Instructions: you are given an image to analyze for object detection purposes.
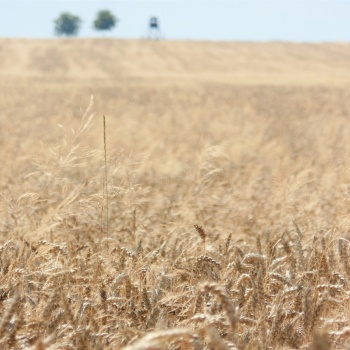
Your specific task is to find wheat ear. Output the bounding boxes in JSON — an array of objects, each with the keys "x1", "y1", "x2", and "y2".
[{"x1": 0, "y1": 293, "x2": 20, "y2": 340}]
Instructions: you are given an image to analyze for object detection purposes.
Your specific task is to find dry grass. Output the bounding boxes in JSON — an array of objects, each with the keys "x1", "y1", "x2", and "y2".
[{"x1": 0, "y1": 38, "x2": 350, "y2": 349}]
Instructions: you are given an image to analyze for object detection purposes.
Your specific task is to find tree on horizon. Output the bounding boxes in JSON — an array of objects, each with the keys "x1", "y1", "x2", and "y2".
[
  {"x1": 93, "y1": 10, "x2": 118, "y2": 34},
  {"x1": 54, "y1": 12, "x2": 82, "y2": 37}
]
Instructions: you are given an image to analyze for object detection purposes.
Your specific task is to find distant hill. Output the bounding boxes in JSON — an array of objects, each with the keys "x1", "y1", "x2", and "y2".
[{"x1": 1, "y1": 38, "x2": 350, "y2": 86}]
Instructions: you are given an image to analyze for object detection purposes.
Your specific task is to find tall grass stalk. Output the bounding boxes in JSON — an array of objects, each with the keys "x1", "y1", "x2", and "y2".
[{"x1": 103, "y1": 115, "x2": 109, "y2": 236}]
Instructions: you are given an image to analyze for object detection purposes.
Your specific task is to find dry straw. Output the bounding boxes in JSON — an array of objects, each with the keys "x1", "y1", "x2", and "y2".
[{"x1": 103, "y1": 115, "x2": 109, "y2": 236}]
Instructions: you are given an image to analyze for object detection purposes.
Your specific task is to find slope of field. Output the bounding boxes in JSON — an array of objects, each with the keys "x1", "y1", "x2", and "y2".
[
  {"x1": 0, "y1": 38, "x2": 350, "y2": 349},
  {"x1": 1, "y1": 38, "x2": 350, "y2": 84}
]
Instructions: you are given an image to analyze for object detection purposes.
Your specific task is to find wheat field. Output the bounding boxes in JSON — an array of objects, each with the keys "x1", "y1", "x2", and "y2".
[{"x1": 0, "y1": 38, "x2": 350, "y2": 349}]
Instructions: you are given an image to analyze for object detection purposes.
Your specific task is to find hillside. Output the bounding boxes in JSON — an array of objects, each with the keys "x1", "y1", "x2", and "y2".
[{"x1": 1, "y1": 38, "x2": 350, "y2": 85}]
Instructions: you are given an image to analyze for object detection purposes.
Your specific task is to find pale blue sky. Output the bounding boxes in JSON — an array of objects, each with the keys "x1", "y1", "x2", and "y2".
[{"x1": 0, "y1": 0, "x2": 349, "y2": 42}]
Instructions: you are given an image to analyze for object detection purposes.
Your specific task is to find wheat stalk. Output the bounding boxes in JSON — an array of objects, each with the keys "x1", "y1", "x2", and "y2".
[{"x1": 103, "y1": 115, "x2": 109, "y2": 236}]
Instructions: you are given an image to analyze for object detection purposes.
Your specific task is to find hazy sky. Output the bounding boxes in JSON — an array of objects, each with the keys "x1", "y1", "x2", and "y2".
[{"x1": 0, "y1": 0, "x2": 349, "y2": 42}]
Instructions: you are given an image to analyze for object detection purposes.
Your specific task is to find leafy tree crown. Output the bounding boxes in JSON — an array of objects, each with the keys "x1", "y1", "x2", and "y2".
[
  {"x1": 54, "y1": 12, "x2": 82, "y2": 37},
  {"x1": 93, "y1": 10, "x2": 117, "y2": 31}
]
